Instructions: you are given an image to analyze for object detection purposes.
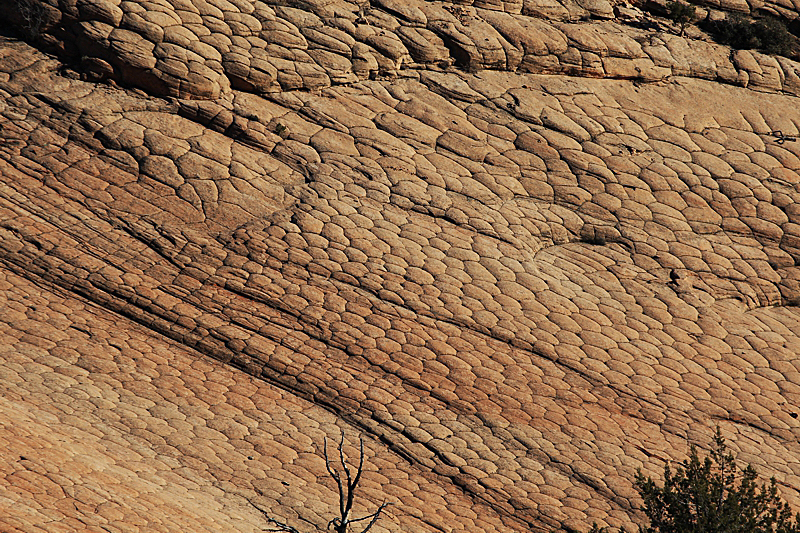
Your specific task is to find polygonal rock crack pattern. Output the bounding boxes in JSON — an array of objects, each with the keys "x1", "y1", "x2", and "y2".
[
  {"x1": 2, "y1": 0, "x2": 800, "y2": 532},
  {"x1": 8, "y1": 0, "x2": 800, "y2": 99}
]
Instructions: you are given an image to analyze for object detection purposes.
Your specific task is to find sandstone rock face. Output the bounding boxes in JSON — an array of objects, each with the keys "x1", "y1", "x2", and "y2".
[{"x1": 2, "y1": 1, "x2": 800, "y2": 532}]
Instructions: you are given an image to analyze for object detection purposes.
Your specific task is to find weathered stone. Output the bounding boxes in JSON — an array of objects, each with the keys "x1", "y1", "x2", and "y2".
[{"x1": 2, "y1": 4, "x2": 800, "y2": 533}]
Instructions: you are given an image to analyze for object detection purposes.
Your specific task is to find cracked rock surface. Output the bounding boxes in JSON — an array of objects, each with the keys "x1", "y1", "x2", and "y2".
[{"x1": 2, "y1": 0, "x2": 800, "y2": 532}]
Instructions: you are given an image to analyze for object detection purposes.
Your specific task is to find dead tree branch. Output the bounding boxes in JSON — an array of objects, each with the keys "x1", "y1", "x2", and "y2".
[
  {"x1": 325, "y1": 432, "x2": 392, "y2": 533},
  {"x1": 263, "y1": 517, "x2": 303, "y2": 533},
  {"x1": 13, "y1": 0, "x2": 46, "y2": 39},
  {"x1": 251, "y1": 431, "x2": 391, "y2": 533}
]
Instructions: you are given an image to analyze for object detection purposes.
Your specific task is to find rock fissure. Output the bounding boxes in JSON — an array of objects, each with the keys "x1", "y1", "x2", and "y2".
[{"x1": 3, "y1": 2, "x2": 800, "y2": 532}]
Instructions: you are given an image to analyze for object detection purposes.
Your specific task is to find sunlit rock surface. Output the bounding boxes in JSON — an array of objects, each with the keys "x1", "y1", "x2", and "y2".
[{"x1": 2, "y1": 0, "x2": 800, "y2": 531}]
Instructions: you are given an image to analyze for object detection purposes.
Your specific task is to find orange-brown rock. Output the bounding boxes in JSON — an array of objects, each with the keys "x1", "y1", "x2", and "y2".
[{"x1": 2, "y1": 0, "x2": 800, "y2": 532}]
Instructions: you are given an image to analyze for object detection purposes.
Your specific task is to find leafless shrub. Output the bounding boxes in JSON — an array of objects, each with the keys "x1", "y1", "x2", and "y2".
[
  {"x1": 14, "y1": 0, "x2": 46, "y2": 40},
  {"x1": 256, "y1": 431, "x2": 391, "y2": 533},
  {"x1": 324, "y1": 433, "x2": 392, "y2": 533}
]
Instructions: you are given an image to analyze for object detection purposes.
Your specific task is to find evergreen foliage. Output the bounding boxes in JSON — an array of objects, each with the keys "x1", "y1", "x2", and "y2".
[
  {"x1": 706, "y1": 14, "x2": 797, "y2": 58},
  {"x1": 666, "y1": 1, "x2": 697, "y2": 36},
  {"x1": 578, "y1": 428, "x2": 800, "y2": 533}
]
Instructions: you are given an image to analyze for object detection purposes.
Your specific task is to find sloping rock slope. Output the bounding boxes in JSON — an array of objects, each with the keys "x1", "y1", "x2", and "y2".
[{"x1": 2, "y1": 0, "x2": 800, "y2": 531}]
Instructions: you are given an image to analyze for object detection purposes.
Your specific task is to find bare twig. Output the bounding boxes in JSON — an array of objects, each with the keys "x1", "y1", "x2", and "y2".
[
  {"x1": 264, "y1": 516, "x2": 303, "y2": 533},
  {"x1": 771, "y1": 130, "x2": 797, "y2": 144},
  {"x1": 325, "y1": 432, "x2": 392, "y2": 533},
  {"x1": 14, "y1": 0, "x2": 46, "y2": 39},
  {"x1": 344, "y1": 502, "x2": 392, "y2": 533},
  {"x1": 253, "y1": 431, "x2": 391, "y2": 533},
  {"x1": 246, "y1": 498, "x2": 304, "y2": 533}
]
